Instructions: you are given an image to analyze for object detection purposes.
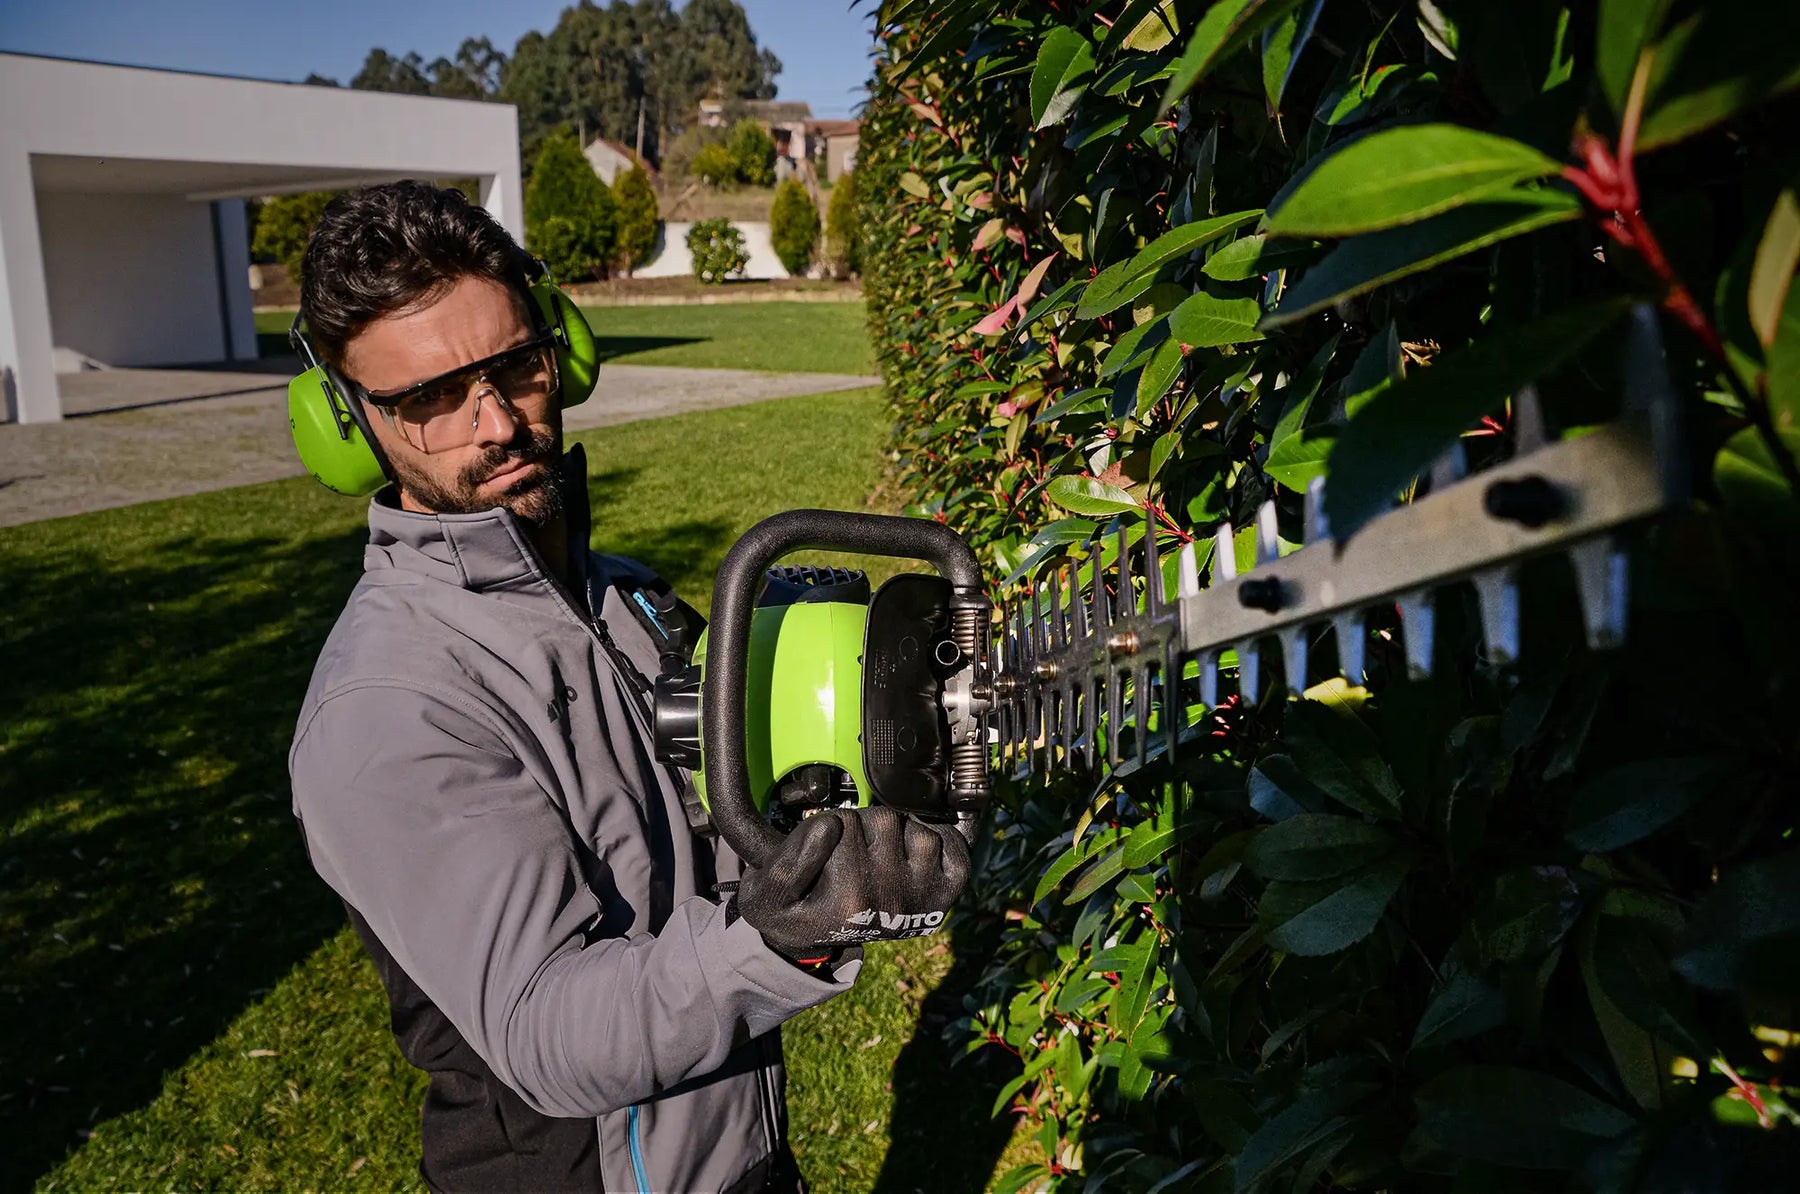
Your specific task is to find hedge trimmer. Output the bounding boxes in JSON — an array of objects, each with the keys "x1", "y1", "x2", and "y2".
[{"x1": 653, "y1": 305, "x2": 1686, "y2": 866}]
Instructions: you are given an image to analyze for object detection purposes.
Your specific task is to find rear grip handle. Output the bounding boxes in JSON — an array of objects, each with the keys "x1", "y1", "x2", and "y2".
[{"x1": 703, "y1": 510, "x2": 984, "y2": 867}]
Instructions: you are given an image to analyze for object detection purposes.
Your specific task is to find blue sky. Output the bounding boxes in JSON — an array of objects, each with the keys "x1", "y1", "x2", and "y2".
[{"x1": 0, "y1": 0, "x2": 878, "y2": 119}]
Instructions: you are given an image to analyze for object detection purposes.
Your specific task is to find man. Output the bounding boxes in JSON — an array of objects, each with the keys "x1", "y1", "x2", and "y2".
[{"x1": 287, "y1": 181, "x2": 968, "y2": 1192}]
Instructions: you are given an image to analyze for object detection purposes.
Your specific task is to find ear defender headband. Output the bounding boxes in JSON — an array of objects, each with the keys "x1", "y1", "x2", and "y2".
[{"x1": 286, "y1": 260, "x2": 599, "y2": 496}]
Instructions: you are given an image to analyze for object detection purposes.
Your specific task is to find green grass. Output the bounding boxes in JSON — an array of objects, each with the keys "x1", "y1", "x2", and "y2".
[
  {"x1": 255, "y1": 301, "x2": 873, "y2": 376},
  {"x1": 2, "y1": 389, "x2": 1030, "y2": 1193}
]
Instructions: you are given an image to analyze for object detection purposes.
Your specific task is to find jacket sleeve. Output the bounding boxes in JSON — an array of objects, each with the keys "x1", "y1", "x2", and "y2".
[{"x1": 289, "y1": 681, "x2": 858, "y2": 1119}]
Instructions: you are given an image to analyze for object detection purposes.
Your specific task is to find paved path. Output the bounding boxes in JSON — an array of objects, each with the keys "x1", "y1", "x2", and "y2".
[{"x1": 0, "y1": 361, "x2": 877, "y2": 528}]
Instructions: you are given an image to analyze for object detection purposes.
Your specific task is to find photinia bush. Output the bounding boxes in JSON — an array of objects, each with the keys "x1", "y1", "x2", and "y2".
[{"x1": 857, "y1": 1, "x2": 1800, "y2": 1189}]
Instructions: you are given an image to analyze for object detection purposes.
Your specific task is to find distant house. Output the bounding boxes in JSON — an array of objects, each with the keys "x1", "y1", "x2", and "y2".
[
  {"x1": 583, "y1": 137, "x2": 654, "y2": 186},
  {"x1": 698, "y1": 98, "x2": 815, "y2": 178},
  {"x1": 808, "y1": 119, "x2": 861, "y2": 182}
]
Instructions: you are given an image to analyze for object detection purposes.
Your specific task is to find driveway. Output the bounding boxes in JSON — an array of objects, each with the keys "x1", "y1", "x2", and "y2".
[{"x1": 0, "y1": 360, "x2": 877, "y2": 528}]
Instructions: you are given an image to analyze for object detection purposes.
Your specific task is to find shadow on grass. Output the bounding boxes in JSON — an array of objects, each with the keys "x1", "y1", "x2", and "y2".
[
  {"x1": 593, "y1": 333, "x2": 706, "y2": 365},
  {"x1": 0, "y1": 521, "x2": 368, "y2": 1192},
  {"x1": 872, "y1": 917, "x2": 1023, "y2": 1194}
]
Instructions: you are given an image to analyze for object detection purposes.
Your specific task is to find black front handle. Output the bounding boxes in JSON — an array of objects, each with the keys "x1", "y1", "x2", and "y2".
[{"x1": 703, "y1": 510, "x2": 984, "y2": 867}]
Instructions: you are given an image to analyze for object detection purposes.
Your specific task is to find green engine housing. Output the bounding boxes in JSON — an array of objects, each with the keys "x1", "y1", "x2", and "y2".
[{"x1": 690, "y1": 594, "x2": 871, "y2": 815}]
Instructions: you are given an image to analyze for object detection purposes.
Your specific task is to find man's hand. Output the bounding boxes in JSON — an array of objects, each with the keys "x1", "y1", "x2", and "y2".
[{"x1": 734, "y1": 805, "x2": 970, "y2": 962}]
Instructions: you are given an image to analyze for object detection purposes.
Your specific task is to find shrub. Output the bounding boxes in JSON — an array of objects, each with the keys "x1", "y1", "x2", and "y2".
[
  {"x1": 663, "y1": 125, "x2": 724, "y2": 183},
  {"x1": 726, "y1": 117, "x2": 776, "y2": 187},
  {"x1": 612, "y1": 166, "x2": 660, "y2": 273},
  {"x1": 251, "y1": 191, "x2": 336, "y2": 281},
  {"x1": 768, "y1": 179, "x2": 820, "y2": 277},
  {"x1": 686, "y1": 218, "x2": 747, "y2": 284},
  {"x1": 824, "y1": 170, "x2": 860, "y2": 277},
  {"x1": 691, "y1": 143, "x2": 737, "y2": 188},
  {"x1": 863, "y1": 2, "x2": 1800, "y2": 1191},
  {"x1": 524, "y1": 130, "x2": 616, "y2": 281}
]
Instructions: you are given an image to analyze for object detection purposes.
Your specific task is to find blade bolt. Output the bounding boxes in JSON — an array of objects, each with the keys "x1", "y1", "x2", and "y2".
[
  {"x1": 993, "y1": 675, "x2": 1019, "y2": 696},
  {"x1": 1106, "y1": 631, "x2": 1139, "y2": 655},
  {"x1": 1238, "y1": 577, "x2": 1284, "y2": 612},
  {"x1": 1034, "y1": 661, "x2": 1059, "y2": 681},
  {"x1": 1484, "y1": 474, "x2": 1564, "y2": 528}
]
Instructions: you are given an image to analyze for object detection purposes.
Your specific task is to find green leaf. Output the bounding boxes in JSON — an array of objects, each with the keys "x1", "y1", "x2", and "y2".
[
  {"x1": 1033, "y1": 844, "x2": 1088, "y2": 906},
  {"x1": 1202, "y1": 233, "x2": 1321, "y2": 281},
  {"x1": 1264, "y1": 428, "x2": 1336, "y2": 490},
  {"x1": 1232, "y1": 1084, "x2": 1369, "y2": 1194},
  {"x1": 1565, "y1": 757, "x2": 1734, "y2": 852},
  {"x1": 1258, "y1": 862, "x2": 1408, "y2": 956},
  {"x1": 1282, "y1": 700, "x2": 1403, "y2": 818},
  {"x1": 1675, "y1": 847, "x2": 1800, "y2": 991},
  {"x1": 1415, "y1": 1066, "x2": 1635, "y2": 1170},
  {"x1": 1099, "y1": 317, "x2": 1171, "y2": 377},
  {"x1": 1055, "y1": 975, "x2": 1113, "y2": 1015},
  {"x1": 1123, "y1": 812, "x2": 1205, "y2": 869},
  {"x1": 1136, "y1": 337, "x2": 1187, "y2": 415},
  {"x1": 1765, "y1": 227, "x2": 1800, "y2": 436},
  {"x1": 1244, "y1": 814, "x2": 1398, "y2": 881},
  {"x1": 1112, "y1": 936, "x2": 1162, "y2": 1037},
  {"x1": 1750, "y1": 189, "x2": 1800, "y2": 352},
  {"x1": 1264, "y1": 189, "x2": 1582, "y2": 327},
  {"x1": 1248, "y1": 754, "x2": 1331, "y2": 820},
  {"x1": 1325, "y1": 298, "x2": 1632, "y2": 538},
  {"x1": 1597, "y1": 0, "x2": 1672, "y2": 115},
  {"x1": 1714, "y1": 425, "x2": 1800, "y2": 533},
  {"x1": 1168, "y1": 291, "x2": 1265, "y2": 348},
  {"x1": 1160, "y1": 0, "x2": 1306, "y2": 113},
  {"x1": 1411, "y1": 968, "x2": 1508, "y2": 1050},
  {"x1": 1265, "y1": 124, "x2": 1562, "y2": 237},
  {"x1": 1045, "y1": 475, "x2": 1142, "y2": 518},
  {"x1": 1076, "y1": 210, "x2": 1263, "y2": 318},
  {"x1": 1637, "y1": 3, "x2": 1800, "y2": 152},
  {"x1": 1030, "y1": 27, "x2": 1096, "y2": 129},
  {"x1": 1066, "y1": 841, "x2": 1129, "y2": 903}
]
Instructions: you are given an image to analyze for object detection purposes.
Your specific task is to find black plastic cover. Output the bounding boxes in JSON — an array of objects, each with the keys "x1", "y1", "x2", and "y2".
[
  {"x1": 757, "y1": 564, "x2": 871, "y2": 608},
  {"x1": 861, "y1": 573, "x2": 954, "y2": 817}
]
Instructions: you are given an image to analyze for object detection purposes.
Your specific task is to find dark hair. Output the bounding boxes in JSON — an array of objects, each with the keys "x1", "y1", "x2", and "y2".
[{"x1": 298, "y1": 180, "x2": 533, "y2": 371}]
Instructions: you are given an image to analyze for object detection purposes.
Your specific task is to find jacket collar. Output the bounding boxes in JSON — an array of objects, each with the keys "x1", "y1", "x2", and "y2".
[{"x1": 364, "y1": 444, "x2": 590, "y2": 596}]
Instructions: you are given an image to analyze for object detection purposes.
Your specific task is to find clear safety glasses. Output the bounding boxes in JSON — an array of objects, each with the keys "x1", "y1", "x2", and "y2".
[{"x1": 360, "y1": 335, "x2": 559, "y2": 454}]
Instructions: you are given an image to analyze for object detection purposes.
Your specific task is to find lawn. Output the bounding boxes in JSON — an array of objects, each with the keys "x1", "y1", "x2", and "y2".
[
  {"x1": 254, "y1": 300, "x2": 873, "y2": 376},
  {"x1": 1, "y1": 388, "x2": 1028, "y2": 1192}
]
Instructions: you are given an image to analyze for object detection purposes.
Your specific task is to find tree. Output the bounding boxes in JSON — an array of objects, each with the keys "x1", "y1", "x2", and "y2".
[
  {"x1": 691, "y1": 143, "x2": 736, "y2": 187},
  {"x1": 825, "y1": 170, "x2": 861, "y2": 278},
  {"x1": 525, "y1": 131, "x2": 617, "y2": 282},
  {"x1": 686, "y1": 219, "x2": 747, "y2": 284},
  {"x1": 726, "y1": 118, "x2": 775, "y2": 187},
  {"x1": 612, "y1": 167, "x2": 660, "y2": 273},
  {"x1": 768, "y1": 179, "x2": 819, "y2": 276},
  {"x1": 251, "y1": 191, "x2": 337, "y2": 282}
]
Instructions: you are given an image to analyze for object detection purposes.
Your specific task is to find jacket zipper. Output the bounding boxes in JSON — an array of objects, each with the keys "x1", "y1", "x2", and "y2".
[{"x1": 626, "y1": 1104, "x2": 651, "y2": 1192}]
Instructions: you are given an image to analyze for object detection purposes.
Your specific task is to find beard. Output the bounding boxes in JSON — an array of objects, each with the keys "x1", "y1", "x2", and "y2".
[{"x1": 393, "y1": 423, "x2": 565, "y2": 527}]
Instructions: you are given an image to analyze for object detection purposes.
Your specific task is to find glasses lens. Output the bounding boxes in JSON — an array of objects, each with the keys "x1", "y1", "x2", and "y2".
[{"x1": 383, "y1": 342, "x2": 554, "y2": 453}]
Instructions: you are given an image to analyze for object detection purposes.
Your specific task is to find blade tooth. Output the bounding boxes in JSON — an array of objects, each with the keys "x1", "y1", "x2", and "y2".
[
  {"x1": 1162, "y1": 645, "x2": 1180, "y2": 760},
  {"x1": 1133, "y1": 665, "x2": 1150, "y2": 768},
  {"x1": 1428, "y1": 440, "x2": 1467, "y2": 492},
  {"x1": 1199, "y1": 651, "x2": 1220, "y2": 709},
  {"x1": 1101, "y1": 666, "x2": 1116, "y2": 770},
  {"x1": 1116, "y1": 520, "x2": 1134, "y2": 612},
  {"x1": 1570, "y1": 536, "x2": 1629, "y2": 650},
  {"x1": 1254, "y1": 500, "x2": 1280, "y2": 567},
  {"x1": 1513, "y1": 384, "x2": 1547, "y2": 453},
  {"x1": 1472, "y1": 566, "x2": 1521, "y2": 664},
  {"x1": 1091, "y1": 559, "x2": 1111, "y2": 633},
  {"x1": 1143, "y1": 513, "x2": 1164, "y2": 610},
  {"x1": 1279, "y1": 627, "x2": 1308, "y2": 698},
  {"x1": 1214, "y1": 523, "x2": 1237, "y2": 582},
  {"x1": 1334, "y1": 611, "x2": 1365, "y2": 684},
  {"x1": 1303, "y1": 476, "x2": 1330, "y2": 544},
  {"x1": 1237, "y1": 640, "x2": 1261, "y2": 708},
  {"x1": 1081, "y1": 672, "x2": 1099, "y2": 772},
  {"x1": 1060, "y1": 684, "x2": 1076, "y2": 769},
  {"x1": 1072, "y1": 566, "x2": 1091, "y2": 644},
  {"x1": 1396, "y1": 590, "x2": 1436, "y2": 680},
  {"x1": 1051, "y1": 571, "x2": 1067, "y2": 648},
  {"x1": 1177, "y1": 540, "x2": 1201, "y2": 598}
]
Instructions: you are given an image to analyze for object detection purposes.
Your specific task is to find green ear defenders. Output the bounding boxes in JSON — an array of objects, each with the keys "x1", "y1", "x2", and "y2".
[{"x1": 286, "y1": 265, "x2": 600, "y2": 496}]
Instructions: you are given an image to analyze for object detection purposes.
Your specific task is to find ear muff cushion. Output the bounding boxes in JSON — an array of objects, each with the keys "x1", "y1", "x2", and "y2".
[
  {"x1": 532, "y1": 283, "x2": 599, "y2": 408},
  {"x1": 288, "y1": 369, "x2": 388, "y2": 496}
]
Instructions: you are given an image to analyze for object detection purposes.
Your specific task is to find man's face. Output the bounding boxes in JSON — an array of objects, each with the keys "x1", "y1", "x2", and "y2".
[{"x1": 342, "y1": 275, "x2": 563, "y2": 526}]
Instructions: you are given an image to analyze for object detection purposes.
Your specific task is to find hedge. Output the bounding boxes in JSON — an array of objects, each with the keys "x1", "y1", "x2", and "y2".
[{"x1": 857, "y1": 1, "x2": 1800, "y2": 1190}]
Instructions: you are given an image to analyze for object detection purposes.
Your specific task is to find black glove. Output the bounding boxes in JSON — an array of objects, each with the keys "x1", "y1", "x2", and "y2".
[{"x1": 733, "y1": 805, "x2": 971, "y2": 962}]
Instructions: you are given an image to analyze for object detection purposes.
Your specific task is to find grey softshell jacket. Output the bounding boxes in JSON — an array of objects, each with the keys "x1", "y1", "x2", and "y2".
[{"x1": 289, "y1": 454, "x2": 859, "y2": 1192}]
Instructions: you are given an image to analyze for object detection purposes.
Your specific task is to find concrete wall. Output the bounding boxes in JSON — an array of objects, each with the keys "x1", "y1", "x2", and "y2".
[
  {"x1": 39, "y1": 191, "x2": 225, "y2": 367},
  {"x1": 636, "y1": 221, "x2": 794, "y2": 280}
]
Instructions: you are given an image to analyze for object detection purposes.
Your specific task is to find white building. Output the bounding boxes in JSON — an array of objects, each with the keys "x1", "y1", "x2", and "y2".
[{"x1": 0, "y1": 53, "x2": 524, "y2": 423}]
